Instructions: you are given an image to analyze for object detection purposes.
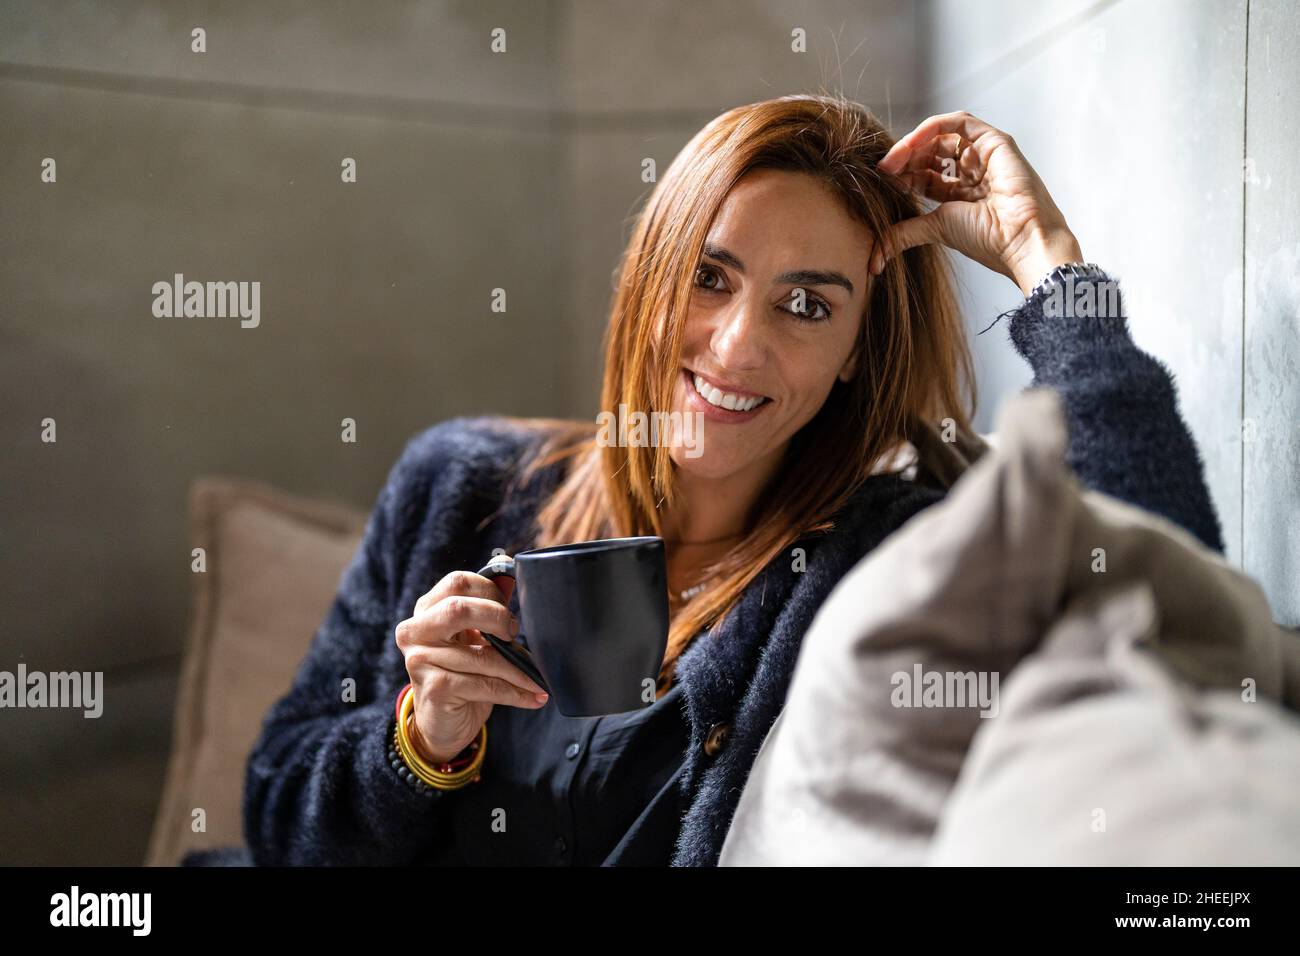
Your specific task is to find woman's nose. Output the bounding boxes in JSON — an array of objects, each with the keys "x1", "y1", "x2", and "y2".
[{"x1": 709, "y1": 297, "x2": 766, "y2": 370}]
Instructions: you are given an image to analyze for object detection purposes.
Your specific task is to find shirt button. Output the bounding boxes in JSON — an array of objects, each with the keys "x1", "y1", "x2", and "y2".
[
  {"x1": 565, "y1": 742, "x2": 580, "y2": 759},
  {"x1": 703, "y1": 721, "x2": 731, "y2": 757},
  {"x1": 555, "y1": 835, "x2": 567, "y2": 855}
]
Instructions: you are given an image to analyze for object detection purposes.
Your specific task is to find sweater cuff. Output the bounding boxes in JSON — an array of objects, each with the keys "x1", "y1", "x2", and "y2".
[
  {"x1": 1007, "y1": 265, "x2": 1134, "y2": 381},
  {"x1": 370, "y1": 704, "x2": 448, "y2": 809}
]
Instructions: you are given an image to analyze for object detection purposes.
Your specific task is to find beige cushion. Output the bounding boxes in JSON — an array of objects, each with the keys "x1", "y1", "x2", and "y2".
[
  {"x1": 719, "y1": 389, "x2": 1300, "y2": 866},
  {"x1": 145, "y1": 478, "x2": 366, "y2": 866}
]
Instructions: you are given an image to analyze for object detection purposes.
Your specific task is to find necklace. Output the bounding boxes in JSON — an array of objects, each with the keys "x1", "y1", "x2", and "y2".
[{"x1": 677, "y1": 580, "x2": 712, "y2": 601}]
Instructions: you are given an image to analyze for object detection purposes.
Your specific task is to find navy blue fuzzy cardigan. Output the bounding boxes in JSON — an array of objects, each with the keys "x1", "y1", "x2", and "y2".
[{"x1": 227, "y1": 270, "x2": 1221, "y2": 867}]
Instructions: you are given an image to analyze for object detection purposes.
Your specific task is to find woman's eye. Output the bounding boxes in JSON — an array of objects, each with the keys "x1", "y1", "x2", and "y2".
[
  {"x1": 784, "y1": 290, "x2": 832, "y2": 323},
  {"x1": 694, "y1": 265, "x2": 726, "y2": 291}
]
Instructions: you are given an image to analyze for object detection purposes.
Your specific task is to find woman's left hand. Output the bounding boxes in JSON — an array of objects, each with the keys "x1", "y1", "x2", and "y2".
[{"x1": 871, "y1": 111, "x2": 1083, "y2": 296}]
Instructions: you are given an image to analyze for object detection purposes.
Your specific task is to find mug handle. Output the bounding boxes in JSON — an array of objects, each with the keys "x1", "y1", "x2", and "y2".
[{"x1": 475, "y1": 555, "x2": 551, "y2": 695}]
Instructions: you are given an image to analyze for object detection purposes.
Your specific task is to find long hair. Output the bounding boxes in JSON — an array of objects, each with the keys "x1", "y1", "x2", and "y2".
[{"x1": 497, "y1": 92, "x2": 975, "y2": 695}]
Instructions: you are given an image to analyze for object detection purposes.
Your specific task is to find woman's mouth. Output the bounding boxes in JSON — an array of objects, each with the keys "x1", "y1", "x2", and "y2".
[{"x1": 682, "y1": 367, "x2": 772, "y2": 422}]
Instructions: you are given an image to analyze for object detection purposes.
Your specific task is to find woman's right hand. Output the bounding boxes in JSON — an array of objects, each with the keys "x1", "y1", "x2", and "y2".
[{"x1": 394, "y1": 569, "x2": 550, "y2": 764}]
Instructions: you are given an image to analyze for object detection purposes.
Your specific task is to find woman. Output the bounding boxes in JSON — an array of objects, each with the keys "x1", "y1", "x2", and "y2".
[{"x1": 242, "y1": 95, "x2": 1222, "y2": 866}]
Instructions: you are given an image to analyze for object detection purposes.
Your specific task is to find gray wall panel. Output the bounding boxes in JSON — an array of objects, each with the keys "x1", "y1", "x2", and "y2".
[{"x1": 919, "y1": 0, "x2": 1248, "y2": 565}]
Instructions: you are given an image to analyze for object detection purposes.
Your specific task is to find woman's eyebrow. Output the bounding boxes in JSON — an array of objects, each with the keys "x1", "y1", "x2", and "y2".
[{"x1": 702, "y1": 242, "x2": 855, "y2": 295}]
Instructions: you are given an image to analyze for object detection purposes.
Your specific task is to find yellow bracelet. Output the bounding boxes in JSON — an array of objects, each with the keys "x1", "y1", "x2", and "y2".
[
  {"x1": 395, "y1": 715, "x2": 485, "y2": 789},
  {"x1": 395, "y1": 709, "x2": 485, "y2": 788},
  {"x1": 394, "y1": 689, "x2": 486, "y2": 790}
]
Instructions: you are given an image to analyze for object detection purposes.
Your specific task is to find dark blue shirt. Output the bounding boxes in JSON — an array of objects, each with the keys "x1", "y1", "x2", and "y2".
[{"x1": 424, "y1": 677, "x2": 691, "y2": 865}]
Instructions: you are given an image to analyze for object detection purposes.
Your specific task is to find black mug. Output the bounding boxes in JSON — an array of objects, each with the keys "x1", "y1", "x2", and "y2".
[{"x1": 475, "y1": 536, "x2": 669, "y2": 717}]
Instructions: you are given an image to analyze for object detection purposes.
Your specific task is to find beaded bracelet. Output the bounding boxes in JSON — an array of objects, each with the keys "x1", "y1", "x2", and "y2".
[
  {"x1": 1028, "y1": 261, "x2": 1105, "y2": 301},
  {"x1": 388, "y1": 724, "x2": 440, "y2": 795}
]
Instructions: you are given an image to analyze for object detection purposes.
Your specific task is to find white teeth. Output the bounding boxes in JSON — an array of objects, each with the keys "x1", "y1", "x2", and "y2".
[{"x1": 693, "y1": 373, "x2": 766, "y2": 412}]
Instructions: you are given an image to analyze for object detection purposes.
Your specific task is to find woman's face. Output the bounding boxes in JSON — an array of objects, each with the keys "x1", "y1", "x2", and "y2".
[{"x1": 667, "y1": 167, "x2": 874, "y2": 482}]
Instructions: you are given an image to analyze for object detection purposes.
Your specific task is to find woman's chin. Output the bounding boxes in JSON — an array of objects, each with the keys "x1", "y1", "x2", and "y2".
[{"x1": 670, "y1": 447, "x2": 745, "y2": 480}]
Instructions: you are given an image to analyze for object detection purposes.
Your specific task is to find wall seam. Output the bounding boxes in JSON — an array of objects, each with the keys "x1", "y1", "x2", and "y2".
[
  {"x1": 1, "y1": 60, "x2": 922, "y2": 133},
  {"x1": 1240, "y1": 0, "x2": 1250, "y2": 566}
]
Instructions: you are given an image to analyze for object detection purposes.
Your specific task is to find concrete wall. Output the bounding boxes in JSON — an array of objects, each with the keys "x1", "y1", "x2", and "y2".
[
  {"x1": 917, "y1": 0, "x2": 1298, "y2": 625},
  {"x1": 0, "y1": 0, "x2": 571, "y2": 865}
]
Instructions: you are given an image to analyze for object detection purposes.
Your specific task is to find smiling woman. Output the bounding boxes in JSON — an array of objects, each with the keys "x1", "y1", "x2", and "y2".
[{"x1": 242, "y1": 93, "x2": 1222, "y2": 868}]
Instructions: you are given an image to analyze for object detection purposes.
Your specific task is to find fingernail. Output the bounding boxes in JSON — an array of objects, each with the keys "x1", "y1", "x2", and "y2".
[
  {"x1": 534, "y1": 693, "x2": 549, "y2": 704},
  {"x1": 509, "y1": 615, "x2": 520, "y2": 636}
]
